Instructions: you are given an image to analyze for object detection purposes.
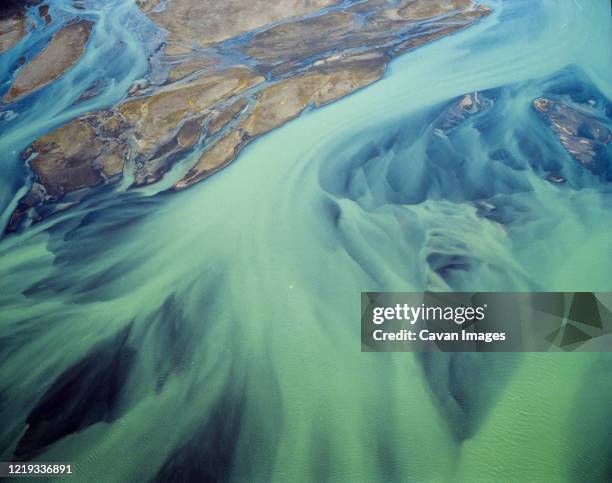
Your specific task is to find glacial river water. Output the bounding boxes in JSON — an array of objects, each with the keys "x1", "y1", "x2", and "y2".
[{"x1": 1, "y1": 0, "x2": 611, "y2": 481}]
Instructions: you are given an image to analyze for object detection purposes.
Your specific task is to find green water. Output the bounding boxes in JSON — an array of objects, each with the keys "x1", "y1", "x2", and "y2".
[{"x1": 1, "y1": 0, "x2": 611, "y2": 481}]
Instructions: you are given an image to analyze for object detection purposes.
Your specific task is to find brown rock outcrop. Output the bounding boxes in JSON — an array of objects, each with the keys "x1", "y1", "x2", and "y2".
[
  {"x1": 0, "y1": 7, "x2": 27, "y2": 54},
  {"x1": 8, "y1": 0, "x2": 491, "y2": 231},
  {"x1": 138, "y1": 0, "x2": 337, "y2": 49},
  {"x1": 3, "y1": 19, "x2": 93, "y2": 103},
  {"x1": 534, "y1": 97, "x2": 611, "y2": 177}
]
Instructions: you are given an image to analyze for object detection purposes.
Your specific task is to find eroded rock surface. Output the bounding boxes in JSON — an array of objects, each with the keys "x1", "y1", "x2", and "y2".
[
  {"x1": 435, "y1": 92, "x2": 493, "y2": 131},
  {"x1": 0, "y1": 0, "x2": 45, "y2": 53},
  {"x1": 8, "y1": 0, "x2": 492, "y2": 231},
  {"x1": 176, "y1": 55, "x2": 388, "y2": 189},
  {"x1": 0, "y1": 7, "x2": 27, "y2": 54},
  {"x1": 137, "y1": 0, "x2": 337, "y2": 49},
  {"x1": 3, "y1": 19, "x2": 93, "y2": 102},
  {"x1": 534, "y1": 97, "x2": 612, "y2": 179}
]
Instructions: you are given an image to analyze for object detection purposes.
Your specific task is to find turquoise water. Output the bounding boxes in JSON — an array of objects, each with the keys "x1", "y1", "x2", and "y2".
[
  {"x1": 1, "y1": 0, "x2": 611, "y2": 481},
  {"x1": 0, "y1": 0, "x2": 159, "y2": 226}
]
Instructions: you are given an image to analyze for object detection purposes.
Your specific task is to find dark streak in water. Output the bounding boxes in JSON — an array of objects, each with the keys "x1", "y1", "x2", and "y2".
[
  {"x1": 416, "y1": 352, "x2": 521, "y2": 442},
  {"x1": 14, "y1": 325, "x2": 135, "y2": 459}
]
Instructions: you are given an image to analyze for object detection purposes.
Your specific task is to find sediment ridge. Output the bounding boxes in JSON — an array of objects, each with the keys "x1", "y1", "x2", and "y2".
[{"x1": 4, "y1": 0, "x2": 492, "y2": 231}]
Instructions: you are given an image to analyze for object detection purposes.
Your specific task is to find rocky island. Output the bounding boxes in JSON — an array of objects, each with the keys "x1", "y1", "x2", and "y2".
[
  {"x1": 2, "y1": 0, "x2": 492, "y2": 231},
  {"x1": 3, "y1": 19, "x2": 93, "y2": 103},
  {"x1": 533, "y1": 96, "x2": 612, "y2": 180}
]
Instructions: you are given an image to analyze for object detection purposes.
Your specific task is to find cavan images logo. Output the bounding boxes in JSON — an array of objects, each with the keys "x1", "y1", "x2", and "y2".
[{"x1": 361, "y1": 292, "x2": 612, "y2": 352}]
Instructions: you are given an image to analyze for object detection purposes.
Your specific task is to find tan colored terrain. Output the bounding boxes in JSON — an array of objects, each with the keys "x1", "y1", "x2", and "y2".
[
  {"x1": 3, "y1": 19, "x2": 93, "y2": 102},
  {"x1": 175, "y1": 56, "x2": 388, "y2": 189},
  {"x1": 119, "y1": 67, "x2": 263, "y2": 155},
  {"x1": 139, "y1": 0, "x2": 337, "y2": 49},
  {"x1": 28, "y1": 112, "x2": 129, "y2": 197},
  {"x1": 8, "y1": 0, "x2": 491, "y2": 231},
  {"x1": 165, "y1": 55, "x2": 220, "y2": 83},
  {"x1": 0, "y1": 8, "x2": 27, "y2": 54}
]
